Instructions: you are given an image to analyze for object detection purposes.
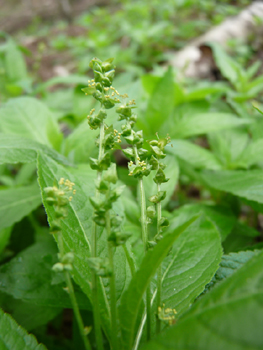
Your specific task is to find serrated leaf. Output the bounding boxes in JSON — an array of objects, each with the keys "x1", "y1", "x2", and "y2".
[
  {"x1": 0, "y1": 183, "x2": 42, "y2": 231},
  {"x1": 0, "y1": 308, "x2": 47, "y2": 349},
  {"x1": 168, "y1": 139, "x2": 221, "y2": 170},
  {"x1": 0, "y1": 238, "x2": 91, "y2": 309},
  {"x1": 202, "y1": 169, "x2": 263, "y2": 203},
  {"x1": 119, "y1": 216, "x2": 198, "y2": 350},
  {"x1": 161, "y1": 215, "x2": 222, "y2": 315},
  {"x1": 0, "y1": 97, "x2": 62, "y2": 150},
  {"x1": 141, "y1": 249, "x2": 263, "y2": 350},
  {"x1": 0, "y1": 134, "x2": 72, "y2": 166}
]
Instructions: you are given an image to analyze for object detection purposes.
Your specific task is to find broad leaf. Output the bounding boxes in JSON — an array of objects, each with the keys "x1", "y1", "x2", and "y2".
[
  {"x1": 119, "y1": 216, "x2": 198, "y2": 350},
  {"x1": 237, "y1": 138, "x2": 263, "y2": 168},
  {"x1": 141, "y1": 249, "x2": 263, "y2": 350},
  {"x1": 168, "y1": 139, "x2": 221, "y2": 170},
  {"x1": 202, "y1": 169, "x2": 263, "y2": 203},
  {"x1": 139, "y1": 67, "x2": 175, "y2": 137},
  {"x1": 0, "y1": 97, "x2": 62, "y2": 150},
  {"x1": 171, "y1": 112, "x2": 251, "y2": 139},
  {"x1": 0, "y1": 134, "x2": 72, "y2": 166},
  {"x1": 0, "y1": 308, "x2": 47, "y2": 349},
  {"x1": 0, "y1": 238, "x2": 91, "y2": 309},
  {"x1": 0, "y1": 183, "x2": 42, "y2": 231},
  {"x1": 161, "y1": 215, "x2": 222, "y2": 315}
]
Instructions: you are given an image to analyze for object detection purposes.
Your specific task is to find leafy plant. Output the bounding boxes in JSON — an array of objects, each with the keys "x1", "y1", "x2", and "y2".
[{"x1": 0, "y1": 49, "x2": 263, "y2": 350}]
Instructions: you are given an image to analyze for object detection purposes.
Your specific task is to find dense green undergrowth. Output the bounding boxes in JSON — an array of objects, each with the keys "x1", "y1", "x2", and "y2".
[{"x1": 1, "y1": 5, "x2": 263, "y2": 348}]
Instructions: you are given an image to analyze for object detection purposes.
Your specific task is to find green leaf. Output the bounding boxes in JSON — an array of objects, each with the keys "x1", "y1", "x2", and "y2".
[
  {"x1": 0, "y1": 183, "x2": 42, "y2": 231},
  {"x1": 4, "y1": 39, "x2": 28, "y2": 82},
  {"x1": 37, "y1": 154, "x2": 131, "y2": 341},
  {"x1": 237, "y1": 138, "x2": 263, "y2": 168},
  {"x1": 172, "y1": 112, "x2": 251, "y2": 139},
  {"x1": 0, "y1": 97, "x2": 62, "y2": 150},
  {"x1": 161, "y1": 215, "x2": 222, "y2": 315},
  {"x1": 168, "y1": 139, "x2": 221, "y2": 170},
  {"x1": 36, "y1": 74, "x2": 91, "y2": 93},
  {"x1": 0, "y1": 134, "x2": 72, "y2": 166},
  {"x1": 0, "y1": 293, "x2": 61, "y2": 331},
  {"x1": 169, "y1": 204, "x2": 236, "y2": 242},
  {"x1": 119, "y1": 216, "x2": 198, "y2": 350},
  {"x1": 209, "y1": 42, "x2": 241, "y2": 87},
  {"x1": 0, "y1": 308, "x2": 47, "y2": 349},
  {"x1": 141, "y1": 249, "x2": 263, "y2": 350},
  {"x1": 208, "y1": 128, "x2": 249, "y2": 169},
  {"x1": 63, "y1": 120, "x2": 97, "y2": 163},
  {"x1": 139, "y1": 67, "x2": 175, "y2": 137},
  {"x1": 0, "y1": 237, "x2": 91, "y2": 309},
  {"x1": 202, "y1": 169, "x2": 263, "y2": 203},
  {"x1": 144, "y1": 154, "x2": 179, "y2": 207}
]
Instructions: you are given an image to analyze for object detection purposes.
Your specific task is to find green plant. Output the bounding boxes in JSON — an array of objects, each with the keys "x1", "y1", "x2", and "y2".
[{"x1": 1, "y1": 50, "x2": 263, "y2": 350}]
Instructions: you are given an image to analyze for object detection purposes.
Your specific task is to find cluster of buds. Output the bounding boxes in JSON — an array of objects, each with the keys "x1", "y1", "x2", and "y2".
[
  {"x1": 52, "y1": 252, "x2": 74, "y2": 273},
  {"x1": 147, "y1": 135, "x2": 171, "y2": 244},
  {"x1": 157, "y1": 304, "x2": 177, "y2": 326},
  {"x1": 116, "y1": 103, "x2": 151, "y2": 178},
  {"x1": 44, "y1": 178, "x2": 76, "y2": 233}
]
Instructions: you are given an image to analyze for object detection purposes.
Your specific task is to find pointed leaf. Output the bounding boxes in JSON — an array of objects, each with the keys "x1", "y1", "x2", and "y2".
[
  {"x1": 119, "y1": 216, "x2": 198, "y2": 350},
  {"x1": 0, "y1": 308, "x2": 47, "y2": 349},
  {"x1": 141, "y1": 249, "x2": 263, "y2": 350},
  {"x1": 0, "y1": 134, "x2": 72, "y2": 166}
]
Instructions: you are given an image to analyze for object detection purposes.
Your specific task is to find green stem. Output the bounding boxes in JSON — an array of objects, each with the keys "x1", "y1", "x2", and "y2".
[
  {"x1": 133, "y1": 144, "x2": 151, "y2": 340},
  {"x1": 90, "y1": 119, "x2": 106, "y2": 350},
  {"x1": 106, "y1": 211, "x2": 119, "y2": 350},
  {"x1": 64, "y1": 271, "x2": 92, "y2": 350},
  {"x1": 57, "y1": 232, "x2": 92, "y2": 350},
  {"x1": 156, "y1": 183, "x2": 162, "y2": 334}
]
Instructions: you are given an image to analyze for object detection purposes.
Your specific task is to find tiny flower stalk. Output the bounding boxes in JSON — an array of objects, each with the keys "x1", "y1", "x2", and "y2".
[
  {"x1": 148, "y1": 135, "x2": 170, "y2": 334},
  {"x1": 82, "y1": 58, "x2": 129, "y2": 350},
  {"x1": 44, "y1": 180, "x2": 92, "y2": 350}
]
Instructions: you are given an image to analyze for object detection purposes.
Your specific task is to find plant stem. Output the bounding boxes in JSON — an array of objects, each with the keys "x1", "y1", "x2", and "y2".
[
  {"x1": 64, "y1": 271, "x2": 92, "y2": 350},
  {"x1": 106, "y1": 210, "x2": 119, "y2": 350},
  {"x1": 156, "y1": 183, "x2": 162, "y2": 334},
  {"x1": 57, "y1": 233, "x2": 92, "y2": 350},
  {"x1": 133, "y1": 144, "x2": 151, "y2": 340},
  {"x1": 90, "y1": 119, "x2": 106, "y2": 350}
]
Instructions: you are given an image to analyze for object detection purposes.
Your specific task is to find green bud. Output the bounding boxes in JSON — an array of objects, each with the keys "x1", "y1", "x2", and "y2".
[
  {"x1": 160, "y1": 217, "x2": 169, "y2": 227},
  {"x1": 149, "y1": 155, "x2": 159, "y2": 170},
  {"x1": 108, "y1": 185, "x2": 125, "y2": 203},
  {"x1": 96, "y1": 179, "x2": 109, "y2": 192},
  {"x1": 158, "y1": 138, "x2": 168, "y2": 150},
  {"x1": 103, "y1": 163, "x2": 118, "y2": 184},
  {"x1": 46, "y1": 197, "x2": 57, "y2": 205},
  {"x1": 111, "y1": 215, "x2": 123, "y2": 227},
  {"x1": 153, "y1": 168, "x2": 169, "y2": 184},
  {"x1": 149, "y1": 191, "x2": 166, "y2": 204},
  {"x1": 52, "y1": 262, "x2": 64, "y2": 272},
  {"x1": 50, "y1": 220, "x2": 62, "y2": 233},
  {"x1": 63, "y1": 264, "x2": 73, "y2": 271},
  {"x1": 93, "y1": 91, "x2": 103, "y2": 102},
  {"x1": 122, "y1": 147, "x2": 134, "y2": 159},
  {"x1": 103, "y1": 97, "x2": 116, "y2": 109},
  {"x1": 93, "y1": 214, "x2": 106, "y2": 226},
  {"x1": 121, "y1": 124, "x2": 132, "y2": 136},
  {"x1": 147, "y1": 205, "x2": 156, "y2": 218},
  {"x1": 108, "y1": 231, "x2": 131, "y2": 246},
  {"x1": 87, "y1": 257, "x2": 112, "y2": 277},
  {"x1": 150, "y1": 145, "x2": 165, "y2": 158},
  {"x1": 61, "y1": 252, "x2": 74, "y2": 264},
  {"x1": 82, "y1": 86, "x2": 96, "y2": 95},
  {"x1": 116, "y1": 105, "x2": 132, "y2": 118}
]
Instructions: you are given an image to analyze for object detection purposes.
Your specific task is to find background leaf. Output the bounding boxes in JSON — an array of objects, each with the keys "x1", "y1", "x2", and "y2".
[
  {"x1": 0, "y1": 134, "x2": 72, "y2": 166},
  {"x1": 0, "y1": 308, "x2": 47, "y2": 350},
  {"x1": 0, "y1": 183, "x2": 42, "y2": 231},
  {"x1": 202, "y1": 169, "x2": 263, "y2": 203},
  {"x1": 0, "y1": 97, "x2": 62, "y2": 150}
]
